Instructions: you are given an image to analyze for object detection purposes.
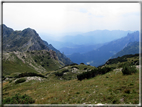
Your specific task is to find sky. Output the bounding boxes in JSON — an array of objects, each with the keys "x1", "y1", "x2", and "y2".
[{"x1": 3, "y1": 3, "x2": 140, "y2": 40}]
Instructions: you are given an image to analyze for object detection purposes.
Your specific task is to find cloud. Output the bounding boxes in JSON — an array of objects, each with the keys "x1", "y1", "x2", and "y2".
[
  {"x1": 80, "y1": 8, "x2": 88, "y2": 13},
  {"x1": 3, "y1": 3, "x2": 140, "y2": 38}
]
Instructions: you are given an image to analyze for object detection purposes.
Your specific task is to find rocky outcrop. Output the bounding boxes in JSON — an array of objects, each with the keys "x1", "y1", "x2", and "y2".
[{"x1": 2, "y1": 24, "x2": 73, "y2": 65}]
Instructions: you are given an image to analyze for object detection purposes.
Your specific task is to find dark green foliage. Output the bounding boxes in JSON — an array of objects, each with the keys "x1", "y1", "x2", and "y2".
[
  {"x1": 16, "y1": 72, "x2": 45, "y2": 78},
  {"x1": 54, "y1": 72, "x2": 63, "y2": 77},
  {"x1": 54, "y1": 69, "x2": 69, "y2": 77},
  {"x1": 15, "y1": 78, "x2": 26, "y2": 84},
  {"x1": 77, "y1": 66, "x2": 113, "y2": 81},
  {"x1": 65, "y1": 63, "x2": 78, "y2": 67},
  {"x1": 80, "y1": 63, "x2": 84, "y2": 65},
  {"x1": 76, "y1": 92, "x2": 80, "y2": 94},
  {"x1": 2, "y1": 76, "x2": 6, "y2": 81},
  {"x1": 3, "y1": 93, "x2": 35, "y2": 104},
  {"x1": 124, "y1": 89, "x2": 131, "y2": 94},
  {"x1": 122, "y1": 64, "x2": 137, "y2": 75},
  {"x1": 8, "y1": 80, "x2": 13, "y2": 83},
  {"x1": 106, "y1": 54, "x2": 139, "y2": 65}
]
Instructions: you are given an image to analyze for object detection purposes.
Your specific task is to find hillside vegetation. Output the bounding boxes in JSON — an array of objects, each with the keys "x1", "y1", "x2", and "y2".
[
  {"x1": 2, "y1": 50, "x2": 62, "y2": 78},
  {"x1": 2, "y1": 54, "x2": 139, "y2": 104},
  {"x1": 111, "y1": 42, "x2": 140, "y2": 59}
]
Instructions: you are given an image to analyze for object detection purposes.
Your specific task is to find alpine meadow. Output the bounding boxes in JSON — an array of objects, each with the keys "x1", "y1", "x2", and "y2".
[{"x1": 2, "y1": 2, "x2": 141, "y2": 106}]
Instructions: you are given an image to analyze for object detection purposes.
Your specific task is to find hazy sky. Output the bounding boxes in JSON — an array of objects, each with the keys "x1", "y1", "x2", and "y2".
[{"x1": 3, "y1": 3, "x2": 140, "y2": 39}]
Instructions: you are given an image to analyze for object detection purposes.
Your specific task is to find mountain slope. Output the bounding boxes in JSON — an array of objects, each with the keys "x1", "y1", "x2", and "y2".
[
  {"x1": 62, "y1": 30, "x2": 133, "y2": 45},
  {"x1": 67, "y1": 31, "x2": 139, "y2": 67},
  {"x1": 3, "y1": 54, "x2": 139, "y2": 104},
  {"x1": 2, "y1": 24, "x2": 72, "y2": 65},
  {"x1": 111, "y1": 42, "x2": 140, "y2": 59},
  {"x1": 2, "y1": 50, "x2": 62, "y2": 77},
  {"x1": 43, "y1": 40, "x2": 73, "y2": 65},
  {"x1": 2, "y1": 24, "x2": 49, "y2": 52},
  {"x1": 59, "y1": 43, "x2": 104, "y2": 55}
]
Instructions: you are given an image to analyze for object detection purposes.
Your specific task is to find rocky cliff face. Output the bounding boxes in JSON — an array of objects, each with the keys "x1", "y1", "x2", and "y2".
[
  {"x1": 2, "y1": 24, "x2": 73, "y2": 65},
  {"x1": 2, "y1": 25, "x2": 49, "y2": 52}
]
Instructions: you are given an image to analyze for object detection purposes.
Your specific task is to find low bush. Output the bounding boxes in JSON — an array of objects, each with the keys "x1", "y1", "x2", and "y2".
[
  {"x1": 16, "y1": 72, "x2": 45, "y2": 78},
  {"x1": 2, "y1": 76, "x2": 6, "y2": 81},
  {"x1": 3, "y1": 93, "x2": 35, "y2": 104},
  {"x1": 15, "y1": 78, "x2": 26, "y2": 84},
  {"x1": 54, "y1": 69, "x2": 69, "y2": 77},
  {"x1": 77, "y1": 66, "x2": 113, "y2": 81},
  {"x1": 122, "y1": 64, "x2": 137, "y2": 75}
]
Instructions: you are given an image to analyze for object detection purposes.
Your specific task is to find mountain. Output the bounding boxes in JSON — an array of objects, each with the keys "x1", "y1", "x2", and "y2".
[
  {"x1": 110, "y1": 41, "x2": 140, "y2": 59},
  {"x1": 104, "y1": 53, "x2": 139, "y2": 66},
  {"x1": 59, "y1": 43, "x2": 104, "y2": 55},
  {"x1": 42, "y1": 30, "x2": 134, "y2": 50},
  {"x1": 2, "y1": 24, "x2": 72, "y2": 65},
  {"x1": 2, "y1": 50, "x2": 62, "y2": 76},
  {"x1": 43, "y1": 40, "x2": 73, "y2": 65},
  {"x1": 61, "y1": 30, "x2": 134, "y2": 45},
  {"x1": 2, "y1": 24, "x2": 49, "y2": 52},
  {"x1": 67, "y1": 31, "x2": 139, "y2": 67}
]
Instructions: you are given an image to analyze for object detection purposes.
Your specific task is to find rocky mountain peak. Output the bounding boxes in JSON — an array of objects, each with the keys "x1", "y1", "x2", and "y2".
[
  {"x1": 1, "y1": 24, "x2": 14, "y2": 37},
  {"x1": 22, "y1": 28, "x2": 39, "y2": 38}
]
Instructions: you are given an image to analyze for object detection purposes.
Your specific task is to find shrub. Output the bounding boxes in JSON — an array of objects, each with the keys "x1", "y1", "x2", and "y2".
[
  {"x1": 3, "y1": 93, "x2": 35, "y2": 104},
  {"x1": 15, "y1": 78, "x2": 26, "y2": 84},
  {"x1": 17, "y1": 72, "x2": 45, "y2": 78},
  {"x1": 2, "y1": 76, "x2": 6, "y2": 81},
  {"x1": 122, "y1": 64, "x2": 137, "y2": 75},
  {"x1": 54, "y1": 72, "x2": 63, "y2": 76},
  {"x1": 54, "y1": 69, "x2": 69, "y2": 77},
  {"x1": 80, "y1": 63, "x2": 84, "y2": 65},
  {"x1": 9, "y1": 80, "x2": 13, "y2": 83},
  {"x1": 70, "y1": 63, "x2": 78, "y2": 66},
  {"x1": 76, "y1": 92, "x2": 80, "y2": 94},
  {"x1": 77, "y1": 66, "x2": 113, "y2": 81}
]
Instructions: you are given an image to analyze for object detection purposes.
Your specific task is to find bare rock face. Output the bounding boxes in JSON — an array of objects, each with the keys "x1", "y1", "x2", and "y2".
[
  {"x1": 2, "y1": 25, "x2": 49, "y2": 52},
  {"x1": 2, "y1": 24, "x2": 73, "y2": 65}
]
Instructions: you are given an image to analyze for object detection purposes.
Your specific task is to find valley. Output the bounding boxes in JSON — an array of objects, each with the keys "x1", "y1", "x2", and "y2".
[{"x1": 1, "y1": 24, "x2": 140, "y2": 105}]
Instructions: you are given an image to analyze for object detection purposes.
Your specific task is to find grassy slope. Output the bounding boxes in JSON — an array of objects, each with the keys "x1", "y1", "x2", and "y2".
[
  {"x1": 2, "y1": 50, "x2": 62, "y2": 77},
  {"x1": 2, "y1": 54, "x2": 140, "y2": 104},
  {"x1": 2, "y1": 53, "x2": 38, "y2": 76},
  {"x1": 3, "y1": 68, "x2": 139, "y2": 104},
  {"x1": 51, "y1": 64, "x2": 96, "y2": 80}
]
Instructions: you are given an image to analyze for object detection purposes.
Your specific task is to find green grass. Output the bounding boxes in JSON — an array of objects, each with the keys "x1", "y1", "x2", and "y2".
[
  {"x1": 2, "y1": 51, "x2": 62, "y2": 78},
  {"x1": 3, "y1": 68, "x2": 139, "y2": 104},
  {"x1": 2, "y1": 54, "x2": 38, "y2": 76},
  {"x1": 3, "y1": 93, "x2": 35, "y2": 104},
  {"x1": 2, "y1": 52, "x2": 139, "y2": 104}
]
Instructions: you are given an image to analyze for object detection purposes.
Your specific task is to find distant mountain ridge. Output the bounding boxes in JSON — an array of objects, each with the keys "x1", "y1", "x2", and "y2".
[
  {"x1": 110, "y1": 41, "x2": 140, "y2": 59},
  {"x1": 2, "y1": 24, "x2": 72, "y2": 65},
  {"x1": 67, "y1": 31, "x2": 139, "y2": 67},
  {"x1": 44, "y1": 30, "x2": 134, "y2": 50},
  {"x1": 59, "y1": 43, "x2": 104, "y2": 55},
  {"x1": 61, "y1": 30, "x2": 134, "y2": 45}
]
